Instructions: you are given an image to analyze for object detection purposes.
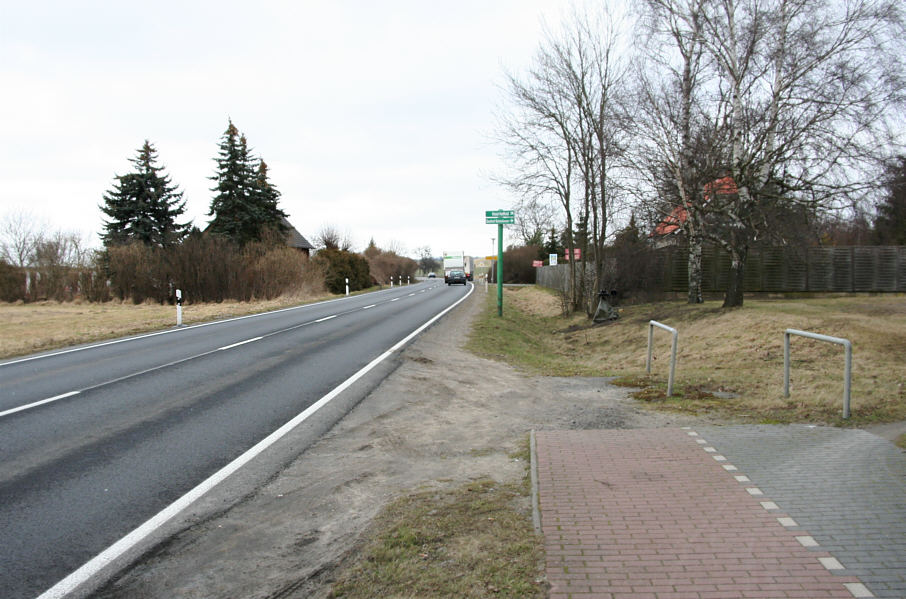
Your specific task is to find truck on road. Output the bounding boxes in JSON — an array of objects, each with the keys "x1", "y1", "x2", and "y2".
[
  {"x1": 463, "y1": 255, "x2": 474, "y2": 281},
  {"x1": 443, "y1": 251, "x2": 465, "y2": 284}
]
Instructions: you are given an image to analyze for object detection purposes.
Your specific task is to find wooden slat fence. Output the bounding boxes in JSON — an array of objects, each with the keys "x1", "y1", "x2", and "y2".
[{"x1": 536, "y1": 245, "x2": 906, "y2": 295}]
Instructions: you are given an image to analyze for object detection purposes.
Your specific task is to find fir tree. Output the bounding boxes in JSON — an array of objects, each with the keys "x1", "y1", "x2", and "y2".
[
  {"x1": 253, "y1": 159, "x2": 288, "y2": 238},
  {"x1": 875, "y1": 156, "x2": 906, "y2": 245},
  {"x1": 100, "y1": 140, "x2": 189, "y2": 247},
  {"x1": 208, "y1": 120, "x2": 287, "y2": 246}
]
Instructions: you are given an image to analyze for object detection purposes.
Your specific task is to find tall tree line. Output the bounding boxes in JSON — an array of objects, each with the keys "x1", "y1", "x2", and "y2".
[{"x1": 498, "y1": 0, "x2": 905, "y2": 309}]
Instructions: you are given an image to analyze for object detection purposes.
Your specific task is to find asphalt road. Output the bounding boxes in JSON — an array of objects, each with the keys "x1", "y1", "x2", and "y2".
[{"x1": 0, "y1": 281, "x2": 471, "y2": 599}]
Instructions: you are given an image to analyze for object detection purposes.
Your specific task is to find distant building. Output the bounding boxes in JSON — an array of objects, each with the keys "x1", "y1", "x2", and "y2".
[
  {"x1": 203, "y1": 216, "x2": 314, "y2": 256},
  {"x1": 281, "y1": 217, "x2": 314, "y2": 257}
]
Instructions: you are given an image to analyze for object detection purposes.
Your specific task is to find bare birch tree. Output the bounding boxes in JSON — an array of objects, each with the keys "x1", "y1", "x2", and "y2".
[
  {"x1": 698, "y1": 0, "x2": 905, "y2": 306},
  {"x1": 633, "y1": 0, "x2": 724, "y2": 304}
]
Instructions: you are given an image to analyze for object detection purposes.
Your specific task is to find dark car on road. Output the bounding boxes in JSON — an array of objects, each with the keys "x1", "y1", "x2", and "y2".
[{"x1": 445, "y1": 269, "x2": 467, "y2": 285}]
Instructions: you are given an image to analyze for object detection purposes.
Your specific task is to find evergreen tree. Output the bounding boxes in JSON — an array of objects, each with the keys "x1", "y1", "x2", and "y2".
[
  {"x1": 875, "y1": 156, "x2": 906, "y2": 245},
  {"x1": 208, "y1": 120, "x2": 287, "y2": 246},
  {"x1": 253, "y1": 159, "x2": 288, "y2": 238},
  {"x1": 100, "y1": 140, "x2": 189, "y2": 247}
]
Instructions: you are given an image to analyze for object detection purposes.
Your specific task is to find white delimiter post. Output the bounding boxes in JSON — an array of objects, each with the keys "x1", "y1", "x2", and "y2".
[
  {"x1": 345, "y1": 278, "x2": 349, "y2": 296},
  {"x1": 175, "y1": 289, "x2": 183, "y2": 327}
]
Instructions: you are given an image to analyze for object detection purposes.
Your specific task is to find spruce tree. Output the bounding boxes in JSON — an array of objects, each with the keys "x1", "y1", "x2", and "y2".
[
  {"x1": 875, "y1": 156, "x2": 906, "y2": 245},
  {"x1": 253, "y1": 159, "x2": 288, "y2": 238},
  {"x1": 208, "y1": 120, "x2": 286, "y2": 246},
  {"x1": 100, "y1": 140, "x2": 190, "y2": 247}
]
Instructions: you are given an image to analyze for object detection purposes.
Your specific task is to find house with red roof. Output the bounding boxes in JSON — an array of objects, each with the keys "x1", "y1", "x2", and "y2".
[{"x1": 649, "y1": 176, "x2": 738, "y2": 246}]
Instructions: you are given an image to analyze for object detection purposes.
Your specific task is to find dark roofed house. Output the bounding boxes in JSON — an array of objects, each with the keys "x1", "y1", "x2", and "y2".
[
  {"x1": 282, "y1": 217, "x2": 314, "y2": 257},
  {"x1": 203, "y1": 217, "x2": 314, "y2": 256}
]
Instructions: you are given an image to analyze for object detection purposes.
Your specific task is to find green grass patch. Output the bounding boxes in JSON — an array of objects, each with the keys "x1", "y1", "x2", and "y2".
[
  {"x1": 465, "y1": 291, "x2": 600, "y2": 376},
  {"x1": 329, "y1": 477, "x2": 545, "y2": 599}
]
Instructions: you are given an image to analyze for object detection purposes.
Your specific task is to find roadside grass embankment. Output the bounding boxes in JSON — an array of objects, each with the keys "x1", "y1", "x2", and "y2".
[{"x1": 467, "y1": 286, "x2": 906, "y2": 427}]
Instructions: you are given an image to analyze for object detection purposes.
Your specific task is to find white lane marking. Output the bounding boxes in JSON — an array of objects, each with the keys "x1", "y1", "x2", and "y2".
[
  {"x1": 362, "y1": 304, "x2": 376, "y2": 309},
  {"x1": 408, "y1": 293, "x2": 415, "y2": 296},
  {"x1": 0, "y1": 284, "x2": 429, "y2": 369},
  {"x1": 36, "y1": 282, "x2": 474, "y2": 599},
  {"x1": 2, "y1": 296, "x2": 414, "y2": 419},
  {"x1": 760, "y1": 501, "x2": 779, "y2": 510},
  {"x1": 0, "y1": 391, "x2": 80, "y2": 418},
  {"x1": 391, "y1": 298, "x2": 400, "y2": 302},
  {"x1": 217, "y1": 337, "x2": 263, "y2": 351}
]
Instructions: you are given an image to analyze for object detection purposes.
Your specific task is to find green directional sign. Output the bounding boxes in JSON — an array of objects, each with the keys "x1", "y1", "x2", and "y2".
[{"x1": 485, "y1": 209, "x2": 515, "y2": 224}]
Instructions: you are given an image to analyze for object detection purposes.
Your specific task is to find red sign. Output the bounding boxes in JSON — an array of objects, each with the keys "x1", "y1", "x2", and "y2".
[
  {"x1": 563, "y1": 248, "x2": 581, "y2": 261},
  {"x1": 532, "y1": 260, "x2": 543, "y2": 267}
]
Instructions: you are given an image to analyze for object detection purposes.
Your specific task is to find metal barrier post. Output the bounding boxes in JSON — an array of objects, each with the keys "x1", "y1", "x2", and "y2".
[
  {"x1": 647, "y1": 320, "x2": 678, "y2": 397},
  {"x1": 783, "y1": 328, "x2": 853, "y2": 419}
]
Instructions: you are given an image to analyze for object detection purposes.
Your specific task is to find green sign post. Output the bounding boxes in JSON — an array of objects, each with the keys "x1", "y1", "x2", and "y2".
[{"x1": 486, "y1": 210, "x2": 514, "y2": 316}]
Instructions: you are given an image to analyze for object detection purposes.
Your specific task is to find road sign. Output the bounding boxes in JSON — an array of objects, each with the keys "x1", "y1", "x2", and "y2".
[{"x1": 485, "y1": 209, "x2": 515, "y2": 224}]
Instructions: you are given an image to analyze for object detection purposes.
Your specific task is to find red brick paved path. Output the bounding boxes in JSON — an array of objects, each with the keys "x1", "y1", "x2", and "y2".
[{"x1": 534, "y1": 429, "x2": 864, "y2": 599}]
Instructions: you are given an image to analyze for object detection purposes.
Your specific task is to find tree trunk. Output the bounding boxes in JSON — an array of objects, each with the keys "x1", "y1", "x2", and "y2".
[
  {"x1": 687, "y1": 235, "x2": 703, "y2": 303},
  {"x1": 722, "y1": 243, "x2": 747, "y2": 307}
]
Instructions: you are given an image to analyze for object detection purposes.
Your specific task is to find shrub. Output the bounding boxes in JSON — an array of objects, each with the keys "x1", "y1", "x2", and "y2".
[
  {"x1": 314, "y1": 248, "x2": 371, "y2": 294},
  {"x1": 0, "y1": 260, "x2": 24, "y2": 302}
]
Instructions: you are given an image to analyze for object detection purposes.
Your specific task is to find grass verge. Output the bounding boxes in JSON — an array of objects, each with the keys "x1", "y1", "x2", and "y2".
[
  {"x1": 329, "y1": 444, "x2": 545, "y2": 599},
  {"x1": 467, "y1": 286, "x2": 906, "y2": 426}
]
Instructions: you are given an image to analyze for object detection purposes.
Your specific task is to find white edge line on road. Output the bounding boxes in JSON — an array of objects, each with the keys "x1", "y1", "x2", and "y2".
[
  {"x1": 0, "y1": 391, "x2": 80, "y2": 419},
  {"x1": 217, "y1": 337, "x2": 263, "y2": 351},
  {"x1": 36, "y1": 282, "x2": 474, "y2": 599}
]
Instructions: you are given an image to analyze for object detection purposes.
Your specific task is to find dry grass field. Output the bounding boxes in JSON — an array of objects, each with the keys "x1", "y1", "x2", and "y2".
[
  {"x1": 469, "y1": 287, "x2": 906, "y2": 426},
  {"x1": 0, "y1": 292, "x2": 333, "y2": 359}
]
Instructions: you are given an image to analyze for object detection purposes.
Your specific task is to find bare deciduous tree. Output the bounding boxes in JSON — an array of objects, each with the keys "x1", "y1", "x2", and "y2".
[
  {"x1": 315, "y1": 224, "x2": 354, "y2": 252},
  {"x1": 634, "y1": 0, "x2": 905, "y2": 307},
  {"x1": 633, "y1": 0, "x2": 721, "y2": 304},
  {"x1": 0, "y1": 210, "x2": 47, "y2": 267},
  {"x1": 497, "y1": 5, "x2": 632, "y2": 313},
  {"x1": 699, "y1": 0, "x2": 906, "y2": 306}
]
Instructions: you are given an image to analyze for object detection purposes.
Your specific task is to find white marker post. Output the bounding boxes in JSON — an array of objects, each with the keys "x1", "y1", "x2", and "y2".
[
  {"x1": 345, "y1": 278, "x2": 349, "y2": 296},
  {"x1": 175, "y1": 289, "x2": 183, "y2": 327}
]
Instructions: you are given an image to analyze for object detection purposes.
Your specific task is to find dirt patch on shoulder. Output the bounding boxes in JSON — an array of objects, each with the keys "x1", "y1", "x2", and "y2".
[{"x1": 93, "y1": 289, "x2": 702, "y2": 599}]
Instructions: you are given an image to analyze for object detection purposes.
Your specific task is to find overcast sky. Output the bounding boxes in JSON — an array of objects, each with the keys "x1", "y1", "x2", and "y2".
[{"x1": 0, "y1": 1, "x2": 584, "y2": 259}]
